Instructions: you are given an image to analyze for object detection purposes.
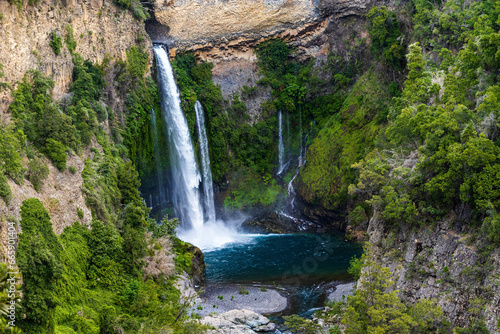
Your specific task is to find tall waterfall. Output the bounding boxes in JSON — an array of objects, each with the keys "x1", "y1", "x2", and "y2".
[
  {"x1": 153, "y1": 46, "x2": 204, "y2": 230},
  {"x1": 299, "y1": 108, "x2": 303, "y2": 167},
  {"x1": 150, "y1": 108, "x2": 166, "y2": 207},
  {"x1": 277, "y1": 110, "x2": 284, "y2": 175},
  {"x1": 195, "y1": 101, "x2": 216, "y2": 223}
]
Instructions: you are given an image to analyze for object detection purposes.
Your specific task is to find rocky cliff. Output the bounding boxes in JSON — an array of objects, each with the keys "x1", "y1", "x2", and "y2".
[
  {"x1": 0, "y1": 0, "x2": 152, "y2": 250},
  {"x1": 146, "y1": 0, "x2": 371, "y2": 61},
  {"x1": 367, "y1": 214, "x2": 500, "y2": 333},
  {"x1": 0, "y1": 0, "x2": 152, "y2": 116}
]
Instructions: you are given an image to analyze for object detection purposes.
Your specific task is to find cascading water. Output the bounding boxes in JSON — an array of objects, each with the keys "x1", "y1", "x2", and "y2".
[
  {"x1": 195, "y1": 101, "x2": 216, "y2": 223},
  {"x1": 153, "y1": 46, "x2": 204, "y2": 231},
  {"x1": 277, "y1": 110, "x2": 284, "y2": 175},
  {"x1": 150, "y1": 108, "x2": 166, "y2": 208},
  {"x1": 299, "y1": 108, "x2": 303, "y2": 167}
]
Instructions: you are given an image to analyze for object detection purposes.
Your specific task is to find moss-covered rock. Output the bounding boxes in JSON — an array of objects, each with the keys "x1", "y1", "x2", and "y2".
[{"x1": 296, "y1": 68, "x2": 391, "y2": 215}]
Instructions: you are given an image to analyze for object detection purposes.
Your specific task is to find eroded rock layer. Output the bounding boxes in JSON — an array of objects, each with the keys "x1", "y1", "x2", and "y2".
[{"x1": 0, "y1": 0, "x2": 152, "y2": 115}]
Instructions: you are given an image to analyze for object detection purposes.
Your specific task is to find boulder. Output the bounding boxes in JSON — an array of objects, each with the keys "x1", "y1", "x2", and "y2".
[{"x1": 201, "y1": 309, "x2": 276, "y2": 334}]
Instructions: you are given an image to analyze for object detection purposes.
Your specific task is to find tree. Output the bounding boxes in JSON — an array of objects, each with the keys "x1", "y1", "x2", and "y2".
[
  {"x1": 87, "y1": 220, "x2": 124, "y2": 290},
  {"x1": 342, "y1": 244, "x2": 445, "y2": 333},
  {"x1": 117, "y1": 162, "x2": 141, "y2": 205},
  {"x1": 367, "y1": 6, "x2": 406, "y2": 70},
  {"x1": 44, "y1": 139, "x2": 67, "y2": 171},
  {"x1": 17, "y1": 199, "x2": 63, "y2": 334},
  {"x1": 27, "y1": 157, "x2": 49, "y2": 192}
]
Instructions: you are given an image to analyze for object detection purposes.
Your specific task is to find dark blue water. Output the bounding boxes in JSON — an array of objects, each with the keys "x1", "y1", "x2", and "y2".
[{"x1": 203, "y1": 232, "x2": 363, "y2": 316}]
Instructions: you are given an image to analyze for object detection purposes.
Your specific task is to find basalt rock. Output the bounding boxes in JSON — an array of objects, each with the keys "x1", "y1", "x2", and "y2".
[
  {"x1": 366, "y1": 215, "x2": 500, "y2": 333},
  {"x1": 186, "y1": 243, "x2": 206, "y2": 285}
]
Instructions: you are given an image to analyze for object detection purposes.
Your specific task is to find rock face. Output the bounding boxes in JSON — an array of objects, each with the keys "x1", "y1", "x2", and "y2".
[
  {"x1": 186, "y1": 243, "x2": 206, "y2": 285},
  {"x1": 211, "y1": 59, "x2": 270, "y2": 123},
  {"x1": 0, "y1": 0, "x2": 152, "y2": 116},
  {"x1": 200, "y1": 309, "x2": 276, "y2": 334},
  {"x1": 367, "y1": 215, "x2": 500, "y2": 333},
  {"x1": 0, "y1": 138, "x2": 105, "y2": 257},
  {"x1": 152, "y1": 0, "x2": 319, "y2": 46},
  {"x1": 147, "y1": 0, "x2": 371, "y2": 62}
]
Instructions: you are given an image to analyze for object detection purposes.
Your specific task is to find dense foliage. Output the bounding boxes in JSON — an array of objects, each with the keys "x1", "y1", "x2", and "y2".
[
  {"x1": 320, "y1": 245, "x2": 451, "y2": 334},
  {"x1": 1, "y1": 38, "x2": 205, "y2": 332}
]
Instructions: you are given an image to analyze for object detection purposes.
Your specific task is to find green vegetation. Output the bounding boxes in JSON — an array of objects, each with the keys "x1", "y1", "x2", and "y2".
[
  {"x1": 0, "y1": 39, "x2": 204, "y2": 332},
  {"x1": 17, "y1": 198, "x2": 63, "y2": 333},
  {"x1": 113, "y1": 0, "x2": 150, "y2": 21},
  {"x1": 49, "y1": 32, "x2": 62, "y2": 55},
  {"x1": 283, "y1": 314, "x2": 321, "y2": 334},
  {"x1": 298, "y1": 68, "x2": 391, "y2": 210},
  {"x1": 0, "y1": 123, "x2": 24, "y2": 184},
  {"x1": 341, "y1": 246, "x2": 449, "y2": 333},
  {"x1": 27, "y1": 157, "x2": 49, "y2": 192},
  {"x1": 64, "y1": 24, "x2": 77, "y2": 54},
  {"x1": 0, "y1": 173, "x2": 12, "y2": 205},
  {"x1": 14, "y1": 198, "x2": 203, "y2": 333},
  {"x1": 367, "y1": 6, "x2": 406, "y2": 71}
]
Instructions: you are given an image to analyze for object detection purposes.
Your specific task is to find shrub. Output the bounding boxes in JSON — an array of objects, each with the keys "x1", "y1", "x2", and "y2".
[
  {"x1": 0, "y1": 173, "x2": 12, "y2": 205},
  {"x1": 49, "y1": 31, "x2": 62, "y2": 55},
  {"x1": 69, "y1": 166, "x2": 77, "y2": 174},
  {"x1": 45, "y1": 139, "x2": 67, "y2": 171},
  {"x1": 348, "y1": 254, "x2": 364, "y2": 280},
  {"x1": 27, "y1": 157, "x2": 49, "y2": 192},
  {"x1": 77, "y1": 207, "x2": 84, "y2": 219},
  {"x1": 348, "y1": 206, "x2": 368, "y2": 227},
  {"x1": 151, "y1": 215, "x2": 180, "y2": 238},
  {"x1": 0, "y1": 124, "x2": 25, "y2": 184},
  {"x1": 64, "y1": 24, "x2": 77, "y2": 54},
  {"x1": 283, "y1": 314, "x2": 321, "y2": 334}
]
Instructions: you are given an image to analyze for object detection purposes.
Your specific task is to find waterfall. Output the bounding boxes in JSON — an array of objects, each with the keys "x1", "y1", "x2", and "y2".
[
  {"x1": 154, "y1": 46, "x2": 204, "y2": 230},
  {"x1": 299, "y1": 108, "x2": 303, "y2": 167},
  {"x1": 277, "y1": 110, "x2": 284, "y2": 175},
  {"x1": 195, "y1": 101, "x2": 216, "y2": 223},
  {"x1": 150, "y1": 108, "x2": 166, "y2": 207},
  {"x1": 286, "y1": 111, "x2": 291, "y2": 158}
]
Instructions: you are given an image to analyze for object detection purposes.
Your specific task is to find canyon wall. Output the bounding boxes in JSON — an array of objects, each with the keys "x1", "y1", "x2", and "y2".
[
  {"x1": 146, "y1": 0, "x2": 371, "y2": 61},
  {"x1": 0, "y1": 0, "x2": 152, "y2": 116},
  {"x1": 0, "y1": 0, "x2": 151, "y2": 250},
  {"x1": 367, "y1": 215, "x2": 500, "y2": 333}
]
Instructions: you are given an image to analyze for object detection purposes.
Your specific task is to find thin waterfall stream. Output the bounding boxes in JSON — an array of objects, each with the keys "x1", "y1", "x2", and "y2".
[
  {"x1": 277, "y1": 110, "x2": 284, "y2": 175},
  {"x1": 150, "y1": 108, "x2": 166, "y2": 208},
  {"x1": 195, "y1": 101, "x2": 216, "y2": 223}
]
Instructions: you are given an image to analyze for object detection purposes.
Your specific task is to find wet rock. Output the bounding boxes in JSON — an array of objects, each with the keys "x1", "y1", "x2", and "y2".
[
  {"x1": 240, "y1": 211, "x2": 321, "y2": 234},
  {"x1": 186, "y1": 244, "x2": 206, "y2": 285}
]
